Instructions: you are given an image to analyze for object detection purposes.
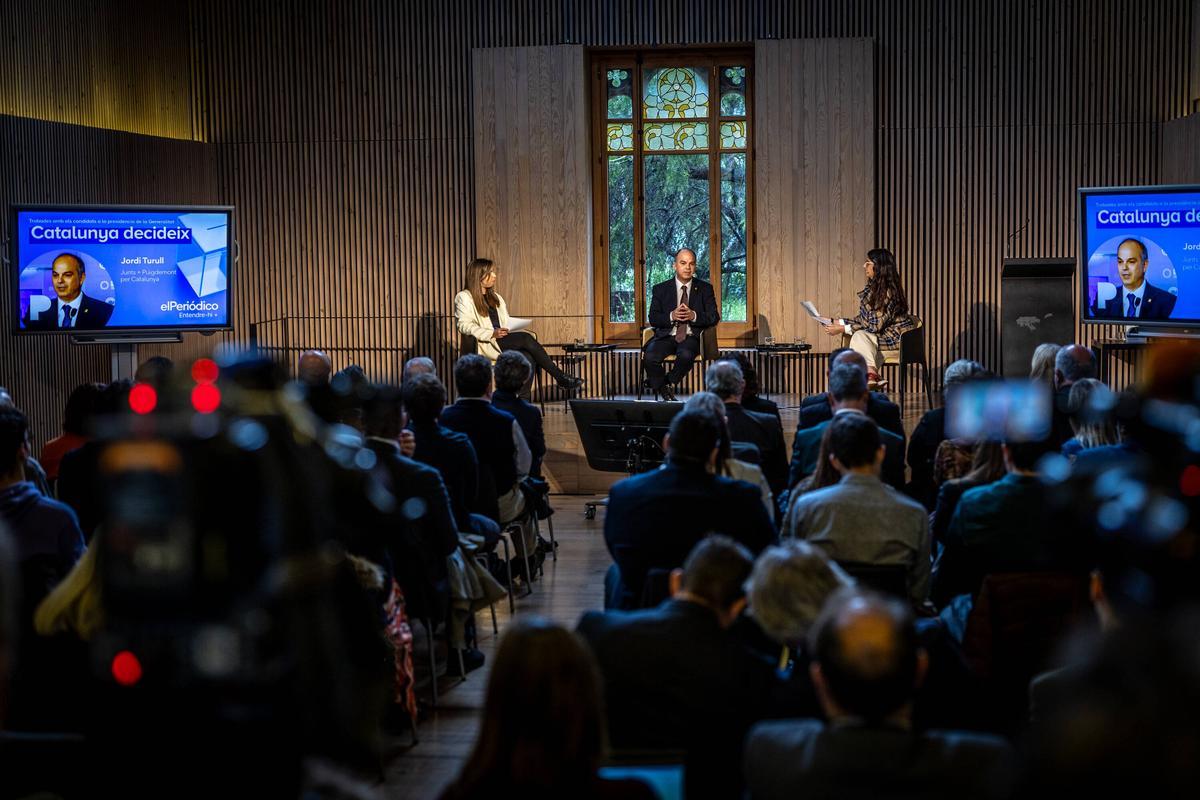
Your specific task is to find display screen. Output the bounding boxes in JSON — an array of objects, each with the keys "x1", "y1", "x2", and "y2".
[
  {"x1": 945, "y1": 380, "x2": 1052, "y2": 443},
  {"x1": 10, "y1": 205, "x2": 233, "y2": 334},
  {"x1": 1080, "y1": 185, "x2": 1200, "y2": 327}
]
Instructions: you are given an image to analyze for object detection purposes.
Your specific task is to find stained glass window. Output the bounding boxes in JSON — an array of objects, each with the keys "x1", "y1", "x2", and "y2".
[
  {"x1": 719, "y1": 122, "x2": 747, "y2": 150},
  {"x1": 607, "y1": 123, "x2": 633, "y2": 152},
  {"x1": 719, "y1": 66, "x2": 747, "y2": 117},
  {"x1": 643, "y1": 67, "x2": 709, "y2": 119},
  {"x1": 644, "y1": 122, "x2": 709, "y2": 151},
  {"x1": 607, "y1": 69, "x2": 633, "y2": 119},
  {"x1": 720, "y1": 153, "x2": 748, "y2": 321}
]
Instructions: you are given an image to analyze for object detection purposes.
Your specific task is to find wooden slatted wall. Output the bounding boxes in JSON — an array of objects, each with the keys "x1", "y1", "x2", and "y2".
[{"x1": 1, "y1": 0, "x2": 1195, "y2": 441}]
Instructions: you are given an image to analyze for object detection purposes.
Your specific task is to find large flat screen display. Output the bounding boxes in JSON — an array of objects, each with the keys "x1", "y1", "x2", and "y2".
[
  {"x1": 1080, "y1": 185, "x2": 1200, "y2": 327},
  {"x1": 10, "y1": 205, "x2": 233, "y2": 334}
]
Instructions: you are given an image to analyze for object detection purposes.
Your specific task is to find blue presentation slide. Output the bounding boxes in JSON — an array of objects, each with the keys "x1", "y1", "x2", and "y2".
[
  {"x1": 14, "y1": 208, "x2": 230, "y2": 331},
  {"x1": 1082, "y1": 189, "x2": 1200, "y2": 323}
]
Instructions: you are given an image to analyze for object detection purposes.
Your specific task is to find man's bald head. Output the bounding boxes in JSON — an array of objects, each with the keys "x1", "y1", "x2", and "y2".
[
  {"x1": 1054, "y1": 344, "x2": 1097, "y2": 389},
  {"x1": 809, "y1": 590, "x2": 923, "y2": 724},
  {"x1": 831, "y1": 349, "x2": 868, "y2": 377},
  {"x1": 298, "y1": 350, "x2": 332, "y2": 386}
]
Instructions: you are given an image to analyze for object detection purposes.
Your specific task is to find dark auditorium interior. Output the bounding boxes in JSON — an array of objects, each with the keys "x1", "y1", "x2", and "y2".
[{"x1": 2, "y1": 1, "x2": 1200, "y2": 798}]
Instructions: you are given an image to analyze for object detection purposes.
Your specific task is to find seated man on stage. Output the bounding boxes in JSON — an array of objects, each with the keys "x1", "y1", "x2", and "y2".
[{"x1": 643, "y1": 248, "x2": 720, "y2": 401}]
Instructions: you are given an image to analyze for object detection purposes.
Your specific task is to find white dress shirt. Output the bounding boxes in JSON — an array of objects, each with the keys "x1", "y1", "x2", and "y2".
[
  {"x1": 58, "y1": 294, "x2": 83, "y2": 328},
  {"x1": 674, "y1": 277, "x2": 694, "y2": 338},
  {"x1": 1121, "y1": 281, "x2": 1147, "y2": 318}
]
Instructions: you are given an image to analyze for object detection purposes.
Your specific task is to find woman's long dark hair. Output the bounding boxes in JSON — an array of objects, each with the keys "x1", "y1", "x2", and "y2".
[
  {"x1": 863, "y1": 248, "x2": 909, "y2": 319},
  {"x1": 464, "y1": 258, "x2": 500, "y2": 314},
  {"x1": 442, "y1": 618, "x2": 607, "y2": 799}
]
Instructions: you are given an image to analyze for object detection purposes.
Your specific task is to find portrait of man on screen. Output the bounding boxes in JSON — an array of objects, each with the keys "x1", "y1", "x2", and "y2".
[
  {"x1": 22, "y1": 253, "x2": 115, "y2": 331},
  {"x1": 1091, "y1": 238, "x2": 1177, "y2": 321}
]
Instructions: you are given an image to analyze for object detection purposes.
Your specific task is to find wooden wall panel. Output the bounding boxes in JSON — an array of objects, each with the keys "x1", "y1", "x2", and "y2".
[
  {"x1": 755, "y1": 38, "x2": 875, "y2": 351},
  {"x1": 472, "y1": 46, "x2": 593, "y2": 345},
  {"x1": 1161, "y1": 114, "x2": 1200, "y2": 182}
]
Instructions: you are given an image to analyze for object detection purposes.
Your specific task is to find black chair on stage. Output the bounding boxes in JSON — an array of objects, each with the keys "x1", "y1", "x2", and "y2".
[
  {"x1": 841, "y1": 315, "x2": 932, "y2": 408},
  {"x1": 636, "y1": 325, "x2": 719, "y2": 399}
]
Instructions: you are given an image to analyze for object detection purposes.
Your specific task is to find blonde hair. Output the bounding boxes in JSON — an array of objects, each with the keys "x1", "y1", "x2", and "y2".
[
  {"x1": 34, "y1": 543, "x2": 102, "y2": 640},
  {"x1": 464, "y1": 258, "x2": 499, "y2": 315},
  {"x1": 1030, "y1": 343, "x2": 1061, "y2": 384}
]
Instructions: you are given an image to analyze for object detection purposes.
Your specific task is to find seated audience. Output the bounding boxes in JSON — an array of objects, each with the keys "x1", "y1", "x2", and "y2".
[
  {"x1": 784, "y1": 412, "x2": 930, "y2": 606},
  {"x1": 931, "y1": 438, "x2": 1065, "y2": 607},
  {"x1": 798, "y1": 348, "x2": 905, "y2": 440},
  {"x1": 441, "y1": 617, "x2": 654, "y2": 800},
  {"x1": 744, "y1": 590, "x2": 1016, "y2": 800},
  {"x1": 1029, "y1": 342, "x2": 1060, "y2": 385},
  {"x1": 788, "y1": 424, "x2": 842, "y2": 498},
  {"x1": 1061, "y1": 378, "x2": 1120, "y2": 458},
  {"x1": 933, "y1": 434, "x2": 976, "y2": 485},
  {"x1": 39, "y1": 382, "x2": 103, "y2": 485},
  {"x1": 788, "y1": 364, "x2": 906, "y2": 492},
  {"x1": 602, "y1": 409, "x2": 775, "y2": 608},
  {"x1": 683, "y1": 392, "x2": 773, "y2": 516},
  {"x1": 133, "y1": 355, "x2": 175, "y2": 391},
  {"x1": 402, "y1": 356, "x2": 437, "y2": 383},
  {"x1": 404, "y1": 374, "x2": 500, "y2": 545},
  {"x1": 707, "y1": 360, "x2": 788, "y2": 497},
  {"x1": 297, "y1": 349, "x2": 333, "y2": 386},
  {"x1": 491, "y1": 351, "x2": 546, "y2": 477},
  {"x1": 747, "y1": 540, "x2": 854, "y2": 650},
  {"x1": 928, "y1": 440, "x2": 1005, "y2": 553},
  {"x1": 728, "y1": 351, "x2": 780, "y2": 421},
  {"x1": 57, "y1": 380, "x2": 133, "y2": 539},
  {"x1": 579, "y1": 536, "x2": 783, "y2": 799},
  {"x1": 0, "y1": 388, "x2": 51, "y2": 496},
  {"x1": 906, "y1": 359, "x2": 988, "y2": 510},
  {"x1": 1050, "y1": 344, "x2": 1097, "y2": 447}
]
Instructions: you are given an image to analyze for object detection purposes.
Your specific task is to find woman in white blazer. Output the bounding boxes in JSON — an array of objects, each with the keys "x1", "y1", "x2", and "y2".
[{"x1": 453, "y1": 258, "x2": 583, "y2": 390}]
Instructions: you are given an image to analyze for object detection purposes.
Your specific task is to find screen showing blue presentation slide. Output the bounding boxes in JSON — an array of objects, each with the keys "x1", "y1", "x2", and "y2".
[
  {"x1": 11, "y1": 206, "x2": 232, "y2": 333},
  {"x1": 1081, "y1": 186, "x2": 1200, "y2": 325}
]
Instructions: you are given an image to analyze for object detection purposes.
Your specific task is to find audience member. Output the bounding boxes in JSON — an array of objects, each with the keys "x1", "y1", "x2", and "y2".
[
  {"x1": 298, "y1": 349, "x2": 333, "y2": 386},
  {"x1": 931, "y1": 438, "x2": 1065, "y2": 607},
  {"x1": 747, "y1": 540, "x2": 853, "y2": 648},
  {"x1": 788, "y1": 425, "x2": 841, "y2": 498},
  {"x1": 1050, "y1": 344, "x2": 1097, "y2": 446},
  {"x1": 784, "y1": 412, "x2": 930, "y2": 605},
  {"x1": 928, "y1": 440, "x2": 1005, "y2": 553},
  {"x1": 402, "y1": 356, "x2": 437, "y2": 383},
  {"x1": 442, "y1": 617, "x2": 654, "y2": 800},
  {"x1": 906, "y1": 359, "x2": 988, "y2": 509},
  {"x1": 788, "y1": 364, "x2": 906, "y2": 491},
  {"x1": 603, "y1": 409, "x2": 774, "y2": 608},
  {"x1": 683, "y1": 392, "x2": 773, "y2": 515},
  {"x1": 707, "y1": 360, "x2": 788, "y2": 497},
  {"x1": 798, "y1": 348, "x2": 905, "y2": 439},
  {"x1": 39, "y1": 382, "x2": 102, "y2": 484},
  {"x1": 1029, "y1": 343, "x2": 1060, "y2": 385},
  {"x1": 728, "y1": 351, "x2": 780, "y2": 421},
  {"x1": 57, "y1": 380, "x2": 131, "y2": 540},
  {"x1": 133, "y1": 355, "x2": 175, "y2": 391},
  {"x1": 932, "y1": 434, "x2": 976, "y2": 485},
  {"x1": 744, "y1": 590, "x2": 1016, "y2": 800},
  {"x1": 491, "y1": 351, "x2": 546, "y2": 477},
  {"x1": 0, "y1": 524, "x2": 15, "y2": 728},
  {"x1": 579, "y1": 536, "x2": 783, "y2": 799},
  {"x1": 1061, "y1": 378, "x2": 1120, "y2": 458},
  {"x1": 0, "y1": 389, "x2": 51, "y2": 496}
]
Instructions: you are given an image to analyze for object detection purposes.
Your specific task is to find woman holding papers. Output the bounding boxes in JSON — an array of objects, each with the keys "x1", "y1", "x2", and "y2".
[
  {"x1": 454, "y1": 258, "x2": 583, "y2": 390},
  {"x1": 820, "y1": 248, "x2": 916, "y2": 388}
]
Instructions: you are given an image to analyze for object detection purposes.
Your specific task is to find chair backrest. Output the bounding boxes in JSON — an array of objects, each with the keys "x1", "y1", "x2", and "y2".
[
  {"x1": 836, "y1": 560, "x2": 909, "y2": 600},
  {"x1": 961, "y1": 571, "x2": 1089, "y2": 681},
  {"x1": 899, "y1": 316, "x2": 925, "y2": 364},
  {"x1": 473, "y1": 460, "x2": 504, "y2": 525}
]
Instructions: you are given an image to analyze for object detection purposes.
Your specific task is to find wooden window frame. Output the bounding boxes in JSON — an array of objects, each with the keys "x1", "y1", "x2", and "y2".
[{"x1": 590, "y1": 48, "x2": 756, "y2": 346}]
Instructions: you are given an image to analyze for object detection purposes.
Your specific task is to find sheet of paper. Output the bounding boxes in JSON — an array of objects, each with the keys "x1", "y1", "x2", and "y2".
[
  {"x1": 801, "y1": 301, "x2": 832, "y2": 326},
  {"x1": 506, "y1": 316, "x2": 533, "y2": 332}
]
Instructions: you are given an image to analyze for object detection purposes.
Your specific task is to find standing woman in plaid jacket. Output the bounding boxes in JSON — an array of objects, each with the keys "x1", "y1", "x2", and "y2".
[{"x1": 822, "y1": 248, "x2": 916, "y2": 388}]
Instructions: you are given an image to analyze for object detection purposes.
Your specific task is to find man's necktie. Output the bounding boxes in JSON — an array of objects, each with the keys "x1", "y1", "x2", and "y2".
[
  {"x1": 676, "y1": 285, "x2": 689, "y2": 342},
  {"x1": 1127, "y1": 294, "x2": 1139, "y2": 317},
  {"x1": 61, "y1": 305, "x2": 75, "y2": 328}
]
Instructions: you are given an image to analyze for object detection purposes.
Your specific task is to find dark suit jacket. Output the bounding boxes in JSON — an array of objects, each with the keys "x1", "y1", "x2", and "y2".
[
  {"x1": 492, "y1": 389, "x2": 545, "y2": 477},
  {"x1": 603, "y1": 461, "x2": 775, "y2": 603},
  {"x1": 408, "y1": 419, "x2": 479, "y2": 532},
  {"x1": 438, "y1": 398, "x2": 519, "y2": 494},
  {"x1": 577, "y1": 599, "x2": 782, "y2": 799},
  {"x1": 742, "y1": 393, "x2": 781, "y2": 421},
  {"x1": 743, "y1": 719, "x2": 1016, "y2": 800},
  {"x1": 725, "y1": 403, "x2": 788, "y2": 495},
  {"x1": 800, "y1": 390, "x2": 905, "y2": 440},
  {"x1": 787, "y1": 415, "x2": 906, "y2": 491},
  {"x1": 24, "y1": 294, "x2": 114, "y2": 330},
  {"x1": 1092, "y1": 280, "x2": 1176, "y2": 320},
  {"x1": 906, "y1": 406, "x2": 946, "y2": 510},
  {"x1": 647, "y1": 277, "x2": 719, "y2": 340}
]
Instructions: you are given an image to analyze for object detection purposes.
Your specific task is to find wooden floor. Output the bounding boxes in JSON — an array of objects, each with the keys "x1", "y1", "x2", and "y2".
[{"x1": 381, "y1": 391, "x2": 931, "y2": 798}]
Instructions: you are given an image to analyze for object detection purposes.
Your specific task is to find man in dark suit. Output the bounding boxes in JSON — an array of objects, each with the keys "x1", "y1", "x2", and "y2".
[
  {"x1": 579, "y1": 535, "x2": 788, "y2": 799},
  {"x1": 1050, "y1": 344, "x2": 1097, "y2": 447},
  {"x1": 23, "y1": 253, "x2": 114, "y2": 330},
  {"x1": 789, "y1": 365, "x2": 906, "y2": 491},
  {"x1": 744, "y1": 590, "x2": 1015, "y2": 800},
  {"x1": 603, "y1": 409, "x2": 775, "y2": 608},
  {"x1": 906, "y1": 359, "x2": 989, "y2": 510},
  {"x1": 1091, "y1": 238, "x2": 1177, "y2": 321},
  {"x1": 643, "y1": 247, "x2": 720, "y2": 400},
  {"x1": 707, "y1": 359, "x2": 788, "y2": 496},
  {"x1": 729, "y1": 351, "x2": 781, "y2": 421},
  {"x1": 491, "y1": 351, "x2": 546, "y2": 477},
  {"x1": 799, "y1": 348, "x2": 905, "y2": 440}
]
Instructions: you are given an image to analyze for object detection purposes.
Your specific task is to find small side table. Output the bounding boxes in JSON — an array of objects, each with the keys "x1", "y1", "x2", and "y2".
[
  {"x1": 754, "y1": 343, "x2": 813, "y2": 400},
  {"x1": 563, "y1": 343, "x2": 618, "y2": 399}
]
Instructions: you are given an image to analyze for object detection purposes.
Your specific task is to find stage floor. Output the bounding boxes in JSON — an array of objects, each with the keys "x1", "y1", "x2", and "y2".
[{"x1": 539, "y1": 391, "x2": 934, "y2": 494}]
